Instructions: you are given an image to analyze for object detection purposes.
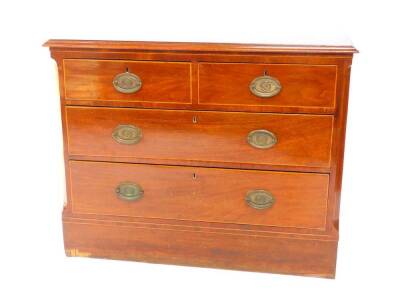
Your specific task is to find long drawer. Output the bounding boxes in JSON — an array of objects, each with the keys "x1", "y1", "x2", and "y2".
[
  {"x1": 69, "y1": 161, "x2": 329, "y2": 230},
  {"x1": 65, "y1": 107, "x2": 333, "y2": 169}
]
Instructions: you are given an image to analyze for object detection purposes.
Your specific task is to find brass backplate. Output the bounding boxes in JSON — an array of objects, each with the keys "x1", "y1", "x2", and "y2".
[
  {"x1": 112, "y1": 124, "x2": 142, "y2": 145},
  {"x1": 115, "y1": 182, "x2": 144, "y2": 201},
  {"x1": 249, "y1": 75, "x2": 281, "y2": 98},
  {"x1": 247, "y1": 129, "x2": 277, "y2": 149},
  {"x1": 245, "y1": 190, "x2": 275, "y2": 210},
  {"x1": 113, "y1": 72, "x2": 142, "y2": 93}
]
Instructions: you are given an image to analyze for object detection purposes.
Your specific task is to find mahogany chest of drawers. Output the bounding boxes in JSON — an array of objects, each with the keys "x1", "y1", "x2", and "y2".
[{"x1": 44, "y1": 39, "x2": 356, "y2": 278}]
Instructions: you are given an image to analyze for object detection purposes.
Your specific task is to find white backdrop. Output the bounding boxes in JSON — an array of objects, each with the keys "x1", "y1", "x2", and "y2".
[{"x1": 0, "y1": 0, "x2": 399, "y2": 299}]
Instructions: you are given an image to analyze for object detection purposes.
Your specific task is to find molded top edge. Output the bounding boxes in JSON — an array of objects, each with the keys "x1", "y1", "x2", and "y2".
[{"x1": 43, "y1": 39, "x2": 358, "y2": 54}]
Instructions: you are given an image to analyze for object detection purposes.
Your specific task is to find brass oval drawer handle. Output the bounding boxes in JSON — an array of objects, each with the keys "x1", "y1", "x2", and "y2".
[
  {"x1": 247, "y1": 129, "x2": 277, "y2": 149},
  {"x1": 112, "y1": 124, "x2": 142, "y2": 145},
  {"x1": 115, "y1": 182, "x2": 144, "y2": 201},
  {"x1": 113, "y1": 71, "x2": 142, "y2": 94},
  {"x1": 245, "y1": 190, "x2": 275, "y2": 210},
  {"x1": 249, "y1": 75, "x2": 281, "y2": 98}
]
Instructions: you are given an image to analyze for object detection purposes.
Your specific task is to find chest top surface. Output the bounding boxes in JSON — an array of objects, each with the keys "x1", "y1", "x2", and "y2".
[{"x1": 44, "y1": 39, "x2": 357, "y2": 54}]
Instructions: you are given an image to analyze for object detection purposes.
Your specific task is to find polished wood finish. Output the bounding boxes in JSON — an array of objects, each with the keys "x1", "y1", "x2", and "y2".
[
  {"x1": 70, "y1": 161, "x2": 329, "y2": 230},
  {"x1": 44, "y1": 39, "x2": 356, "y2": 278},
  {"x1": 63, "y1": 219, "x2": 338, "y2": 278},
  {"x1": 64, "y1": 59, "x2": 191, "y2": 103},
  {"x1": 198, "y1": 63, "x2": 337, "y2": 111},
  {"x1": 65, "y1": 107, "x2": 333, "y2": 170},
  {"x1": 49, "y1": 46, "x2": 353, "y2": 114},
  {"x1": 44, "y1": 39, "x2": 358, "y2": 54}
]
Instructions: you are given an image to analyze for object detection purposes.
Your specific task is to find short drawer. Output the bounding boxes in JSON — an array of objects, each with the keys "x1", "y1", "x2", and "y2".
[
  {"x1": 198, "y1": 63, "x2": 337, "y2": 113},
  {"x1": 69, "y1": 161, "x2": 329, "y2": 230},
  {"x1": 65, "y1": 107, "x2": 333, "y2": 170},
  {"x1": 63, "y1": 59, "x2": 191, "y2": 103}
]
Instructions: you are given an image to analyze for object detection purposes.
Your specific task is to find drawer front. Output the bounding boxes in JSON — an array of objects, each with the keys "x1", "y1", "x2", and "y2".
[
  {"x1": 63, "y1": 59, "x2": 191, "y2": 103},
  {"x1": 70, "y1": 161, "x2": 329, "y2": 230},
  {"x1": 198, "y1": 63, "x2": 337, "y2": 112},
  {"x1": 66, "y1": 107, "x2": 333, "y2": 169}
]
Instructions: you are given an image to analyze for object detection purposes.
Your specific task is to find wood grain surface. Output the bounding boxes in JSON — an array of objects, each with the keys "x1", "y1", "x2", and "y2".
[
  {"x1": 44, "y1": 39, "x2": 357, "y2": 54},
  {"x1": 199, "y1": 63, "x2": 337, "y2": 110},
  {"x1": 65, "y1": 106, "x2": 334, "y2": 170},
  {"x1": 69, "y1": 161, "x2": 329, "y2": 230},
  {"x1": 64, "y1": 59, "x2": 191, "y2": 103},
  {"x1": 63, "y1": 218, "x2": 338, "y2": 278}
]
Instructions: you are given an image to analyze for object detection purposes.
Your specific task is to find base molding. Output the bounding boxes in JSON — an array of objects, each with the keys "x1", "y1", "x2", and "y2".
[{"x1": 63, "y1": 217, "x2": 337, "y2": 278}]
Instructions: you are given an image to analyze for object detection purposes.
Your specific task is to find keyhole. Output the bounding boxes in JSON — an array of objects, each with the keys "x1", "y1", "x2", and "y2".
[
  {"x1": 125, "y1": 67, "x2": 129, "y2": 73},
  {"x1": 193, "y1": 173, "x2": 197, "y2": 179},
  {"x1": 192, "y1": 116, "x2": 198, "y2": 124}
]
